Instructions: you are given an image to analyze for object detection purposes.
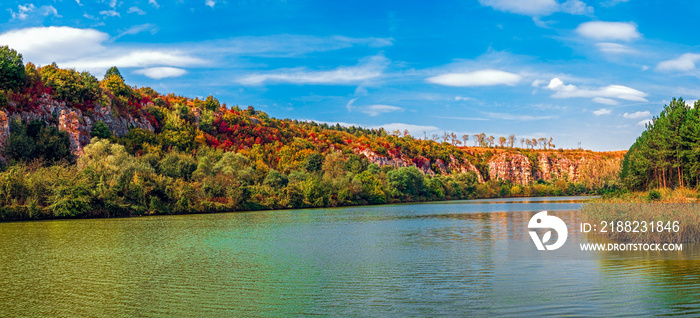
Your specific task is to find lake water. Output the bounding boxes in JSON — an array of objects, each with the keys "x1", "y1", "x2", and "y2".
[{"x1": 1, "y1": 196, "x2": 699, "y2": 316}]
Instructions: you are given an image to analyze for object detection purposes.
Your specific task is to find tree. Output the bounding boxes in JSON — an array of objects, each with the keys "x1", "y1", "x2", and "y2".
[
  {"x1": 462, "y1": 134, "x2": 469, "y2": 147},
  {"x1": 91, "y1": 121, "x2": 111, "y2": 139},
  {"x1": 508, "y1": 134, "x2": 516, "y2": 148},
  {"x1": 487, "y1": 135, "x2": 495, "y2": 147},
  {"x1": 104, "y1": 66, "x2": 124, "y2": 81},
  {"x1": 498, "y1": 136, "x2": 506, "y2": 148},
  {"x1": 0, "y1": 46, "x2": 25, "y2": 91}
]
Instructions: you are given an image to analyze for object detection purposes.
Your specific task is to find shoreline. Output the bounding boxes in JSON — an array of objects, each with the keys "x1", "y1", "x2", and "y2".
[{"x1": 0, "y1": 194, "x2": 598, "y2": 223}]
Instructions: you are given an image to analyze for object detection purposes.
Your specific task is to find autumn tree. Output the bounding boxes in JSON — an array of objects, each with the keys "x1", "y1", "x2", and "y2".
[
  {"x1": 508, "y1": 134, "x2": 516, "y2": 148},
  {"x1": 498, "y1": 136, "x2": 506, "y2": 148}
]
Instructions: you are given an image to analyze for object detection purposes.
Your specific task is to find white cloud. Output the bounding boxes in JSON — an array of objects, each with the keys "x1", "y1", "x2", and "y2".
[
  {"x1": 623, "y1": 111, "x2": 651, "y2": 119},
  {"x1": 637, "y1": 119, "x2": 652, "y2": 126},
  {"x1": 127, "y1": 7, "x2": 146, "y2": 15},
  {"x1": 546, "y1": 78, "x2": 648, "y2": 102},
  {"x1": 9, "y1": 4, "x2": 60, "y2": 20},
  {"x1": 656, "y1": 53, "x2": 700, "y2": 72},
  {"x1": 593, "y1": 108, "x2": 612, "y2": 116},
  {"x1": 42, "y1": 5, "x2": 59, "y2": 17},
  {"x1": 238, "y1": 55, "x2": 388, "y2": 85},
  {"x1": 134, "y1": 67, "x2": 187, "y2": 79},
  {"x1": 560, "y1": 0, "x2": 593, "y2": 15},
  {"x1": 100, "y1": 10, "x2": 120, "y2": 17},
  {"x1": 0, "y1": 26, "x2": 108, "y2": 63},
  {"x1": 10, "y1": 4, "x2": 35, "y2": 20},
  {"x1": 596, "y1": 42, "x2": 635, "y2": 54},
  {"x1": 592, "y1": 97, "x2": 619, "y2": 105},
  {"x1": 149, "y1": 0, "x2": 160, "y2": 8},
  {"x1": 531, "y1": 79, "x2": 546, "y2": 87},
  {"x1": 359, "y1": 105, "x2": 404, "y2": 117},
  {"x1": 426, "y1": 69, "x2": 522, "y2": 87},
  {"x1": 576, "y1": 21, "x2": 640, "y2": 41},
  {"x1": 686, "y1": 100, "x2": 698, "y2": 107},
  {"x1": 0, "y1": 27, "x2": 204, "y2": 76},
  {"x1": 346, "y1": 98, "x2": 357, "y2": 112},
  {"x1": 65, "y1": 50, "x2": 204, "y2": 70},
  {"x1": 116, "y1": 24, "x2": 158, "y2": 39},
  {"x1": 205, "y1": 0, "x2": 216, "y2": 7},
  {"x1": 454, "y1": 96, "x2": 471, "y2": 101},
  {"x1": 478, "y1": 0, "x2": 592, "y2": 17}
]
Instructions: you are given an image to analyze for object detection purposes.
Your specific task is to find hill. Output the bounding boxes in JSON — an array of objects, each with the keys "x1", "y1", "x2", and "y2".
[{"x1": 0, "y1": 46, "x2": 623, "y2": 220}]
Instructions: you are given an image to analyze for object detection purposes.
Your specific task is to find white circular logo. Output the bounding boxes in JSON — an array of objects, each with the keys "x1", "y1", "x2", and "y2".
[{"x1": 528, "y1": 211, "x2": 568, "y2": 251}]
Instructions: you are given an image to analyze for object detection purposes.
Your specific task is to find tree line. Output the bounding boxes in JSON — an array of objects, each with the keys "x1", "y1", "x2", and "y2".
[{"x1": 621, "y1": 98, "x2": 700, "y2": 190}]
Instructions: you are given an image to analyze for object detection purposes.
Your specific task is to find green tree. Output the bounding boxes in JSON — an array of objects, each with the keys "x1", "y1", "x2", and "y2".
[
  {"x1": 91, "y1": 121, "x2": 111, "y2": 139},
  {"x1": 0, "y1": 46, "x2": 25, "y2": 91},
  {"x1": 104, "y1": 66, "x2": 124, "y2": 81}
]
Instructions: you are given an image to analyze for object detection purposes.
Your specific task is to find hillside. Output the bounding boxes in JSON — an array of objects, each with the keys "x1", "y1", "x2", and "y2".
[{"x1": 0, "y1": 47, "x2": 623, "y2": 220}]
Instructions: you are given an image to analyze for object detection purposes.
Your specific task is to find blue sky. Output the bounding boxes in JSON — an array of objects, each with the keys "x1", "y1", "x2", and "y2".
[{"x1": 1, "y1": 0, "x2": 699, "y2": 150}]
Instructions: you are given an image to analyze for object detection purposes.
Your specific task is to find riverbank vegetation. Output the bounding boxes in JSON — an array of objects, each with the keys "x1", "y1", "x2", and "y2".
[{"x1": 0, "y1": 136, "x2": 607, "y2": 221}]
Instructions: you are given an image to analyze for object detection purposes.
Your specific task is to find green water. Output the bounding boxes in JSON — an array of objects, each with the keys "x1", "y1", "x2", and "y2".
[{"x1": 1, "y1": 197, "x2": 699, "y2": 316}]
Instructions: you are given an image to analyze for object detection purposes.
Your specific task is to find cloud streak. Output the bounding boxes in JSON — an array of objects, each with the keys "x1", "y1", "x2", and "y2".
[
  {"x1": 576, "y1": 21, "x2": 640, "y2": 41},
  {"x1": 478, "y1": 0, "x2": 592, "y2": 17},
  {"x1": 426, "y1": 69, "x2": 522, "y2": 87},
  {"x1": 656, "y1": 53, "x2": 700, "y2": 72},
  {"x1": 134, "y1": 67, "x2": 187, "y2": 79},
  {"x1": 623, "y1": 111, "x2": 651, "y2": 119},
  {"x1": 545, "y1": 78, "x2": 648, "y2": 102},
  {"x1": 238, "y1": 55, "x2": 388, "y2": 85}
]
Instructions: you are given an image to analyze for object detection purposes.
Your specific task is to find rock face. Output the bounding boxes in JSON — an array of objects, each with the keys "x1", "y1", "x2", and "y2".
[
  {"x1": 0, "y1": 111, "x2": 9, "y2": 155},
  {"x1": 356, "y1": 148, "x2": 621, "y2": 186},
  {"x1": 488, "y1": 153, "x2": 533, "y2": 185},
  {"x1": 0, "y1": 93, "x2": 154, "y2": 158}
]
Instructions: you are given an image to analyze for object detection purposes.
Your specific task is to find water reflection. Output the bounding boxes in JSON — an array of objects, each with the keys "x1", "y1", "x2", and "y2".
[{"x1": 0, "y1": 197, "x2": 698, "y2": 316}]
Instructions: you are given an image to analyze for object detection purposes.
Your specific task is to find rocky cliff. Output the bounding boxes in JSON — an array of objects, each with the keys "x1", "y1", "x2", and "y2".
[
  {"x1": 0, "y1": 93, "x2": 153, "y2": 157},
  {"x1": 357, "y1": 148, "x2": 622, "y2": 186}
]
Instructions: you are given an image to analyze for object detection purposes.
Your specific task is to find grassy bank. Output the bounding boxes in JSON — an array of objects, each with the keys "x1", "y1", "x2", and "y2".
[{"x1": 580, "y1": 188, "x2": 700, "y2": 243}]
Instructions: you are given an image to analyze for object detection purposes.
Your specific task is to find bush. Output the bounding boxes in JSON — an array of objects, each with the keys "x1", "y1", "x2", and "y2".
[
  {"x1": 648, "y1": 189, "x2": 662, "y2": 201},
  {"x1": 91, "y1": 121, "x2": 111, "y2": 139}
]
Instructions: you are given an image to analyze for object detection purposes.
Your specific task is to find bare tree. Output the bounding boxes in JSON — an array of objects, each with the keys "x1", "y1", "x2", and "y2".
[
  {"x1": 508, "y1": 134, "x2": 516, "y2": 148},
  {"x1": 538, "y1": 137, "x2": 546, "y2": 149},
  {"x1": 442, "y1": 132, "x2": 450, "y2": 143},
  {"x1": 520, "y1": 138, "x2": 525, "y2": 148},
  {"x1": 548, "y1": 137, "x2": 555, "y2": 149},
  {"x1": 498, "y1": 136, "x2": 506, "y2": 148},
  {"x1": 487, "y1": 135, "x2": 495, "y2": 147},
  {"x1": 478, "y1": 133, "x2": 487, "y2": 147},
  {"x1": 462, "y1": 134, "x2": 469, "y2": 147}
]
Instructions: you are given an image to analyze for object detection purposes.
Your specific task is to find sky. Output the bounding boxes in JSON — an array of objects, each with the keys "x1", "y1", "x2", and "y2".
[{"x1": 1, "y1": 0, "x2": 699, "y2": 151}]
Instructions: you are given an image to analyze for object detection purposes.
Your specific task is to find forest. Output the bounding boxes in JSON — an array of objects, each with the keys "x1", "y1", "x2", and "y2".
[
  {"x1": 0, "y1": 46, "x2": 616, "y2": 221},
  {"x1": 620, "y1": 98, "x2": 700, "y2": 190}
]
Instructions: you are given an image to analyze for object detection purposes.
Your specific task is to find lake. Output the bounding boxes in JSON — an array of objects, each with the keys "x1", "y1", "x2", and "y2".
[{"x1": 1, "y1": 196, "x2": 699, "y2": 316}]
